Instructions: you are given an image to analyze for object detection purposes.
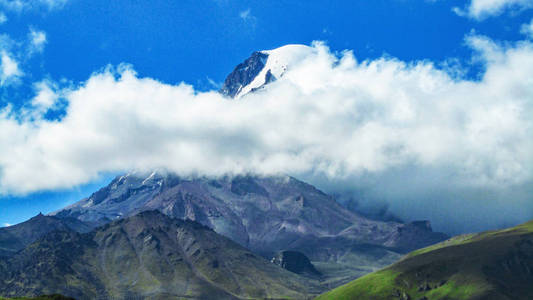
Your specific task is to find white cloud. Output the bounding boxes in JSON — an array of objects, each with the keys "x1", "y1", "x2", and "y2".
[
  {"x1": 28, "y1": 29, "x2": 46, "y2": 54},
  {"x1": 206, "y1": 77, "x2": 222, "y2": 89},
  {"x1": 0, "y1": 12, "x2": 7, "y2": 24},
  {"x1": 0, "y1": 51, "x2": 22, "y2": 85},
  {"x1": 239, "y1": 8, "x2": 257, "y2": 26},
  {"x1": 21, "y1": 80, "x2": 60, "y2": 119},
  {"x1": 0, "y1": 0, "x2": 67, "y2": 11},
  {"x1": 454, "y1": 0, "x2": 533, "y2": 20},
  {"x1": 2, "y1": 223, "x2": 11, "y2": 227},
  {"x1": 239, "y1": 8, "x2": 251, "y2": 20},
  {"x1": 0, "y1": 29, "x2": 46, "y2": 88},
  {"x1": 521, "y1": 19, "x2": 533, "y2": 38},
  {"x1": 0, "y1": 40, "x2": 532, "y2": 233}
]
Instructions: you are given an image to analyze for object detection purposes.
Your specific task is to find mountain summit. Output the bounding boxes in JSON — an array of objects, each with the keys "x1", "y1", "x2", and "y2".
[{"x1": 220, "y1": 44, "x2": 314, "y2": 98}]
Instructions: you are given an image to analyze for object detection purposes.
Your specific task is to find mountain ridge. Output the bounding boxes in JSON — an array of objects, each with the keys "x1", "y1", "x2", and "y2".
[
  {"x1": 48, "y1": 172, "x2": 448, "y2": 289},
  {"x1": 0, "y1": 213, "x2": 91, "y2": 258},
  {"x1": 52, "y1": 172, "x2": 446, "y2": 257},
  {"x1": 0, "y1": 210, "x2": 322, "y2": 299}
]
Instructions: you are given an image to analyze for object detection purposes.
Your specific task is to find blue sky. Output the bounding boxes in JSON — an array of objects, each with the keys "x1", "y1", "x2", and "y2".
[
  {"x1": 0, "y1": 0, "x2": 532, "y2": 231},
  {"x1": 3, "y1": 0, "x2": 531, "y2": 95}
]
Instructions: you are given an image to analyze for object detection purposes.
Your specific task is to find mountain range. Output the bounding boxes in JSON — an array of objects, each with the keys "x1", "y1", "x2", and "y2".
[
  {"x1": 53, "y1": 172, "x2": 447, "y2": 255},
  {"x1": 0, "y1": 46, "x2": 474, "y2": 299},
  {"x1": 0, "y1": 211, "x2": 321, "y2": 299},
  {"x1": 50, "y1": 172, "x2": 447, "y2": 285},
  {"x1": 0, "y1": 172, "x2": 448, "y2": 298}
]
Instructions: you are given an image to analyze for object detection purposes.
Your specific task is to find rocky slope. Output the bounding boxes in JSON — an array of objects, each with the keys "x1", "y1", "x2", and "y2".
[
  {"x1": 0, "y1": 213, "x2": 91, "y2": 258},
  {"x1": 219, "y1": 51, "x2": 269, "y2": 98},
  {"x1": 52, "y1": 173, "x2": 446, "y2": 258},
  {"x1": 0, "y1": 211, "x2": 321, "y2": 299},
  {"x1": 316, "y1": 220, "x2": 533, "y2": 300},
  {"x1": 50, "y1": 172, "x2": 447, "y2": 288}
]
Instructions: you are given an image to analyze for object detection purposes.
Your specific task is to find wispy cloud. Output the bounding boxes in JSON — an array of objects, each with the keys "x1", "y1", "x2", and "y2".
[
  {"x1": 239, "y1": 8, "x2": 257, "y2": 27},
  {"x1": 0, "y1": 28, "x2": 47, "y2": 86},
  {"x1": 239, "y1": 8, "x2": 251, "y2": 19},
  {"x1": 0, "y1": 0, "x2": 68, "y2": 11},
  {"x1": 206, "y1": 76, "x2": 222, "y2": 89},
  {"x1": 0, "y1": 12, "x2": 7, "y2": 24},
  {"x1": 0, "y1": 50, "x2": 22, "y2": 85},
  {"x1": 28, "y1": 28, "x2": 47, "y2": 54},
  {"x1": 454, "y1": 0, "x2": 533, "y2": 20},
  {"x1": 522, "y1": 18, "x2": 533, "y2": 38}
]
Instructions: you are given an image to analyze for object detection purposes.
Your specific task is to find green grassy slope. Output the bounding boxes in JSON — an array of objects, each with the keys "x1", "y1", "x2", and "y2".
[{"x1": 316, "y1": 220, "x2": 533, "y2": 300}]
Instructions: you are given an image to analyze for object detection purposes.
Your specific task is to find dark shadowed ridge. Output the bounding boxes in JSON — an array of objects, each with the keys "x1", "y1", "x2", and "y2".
[
  {"x1": 219, "y1": 51, "x2": 269, "y2": 98},
  {"x1": 0, "y1": 210, "x2": 322, "y2": 299},
  {"x1": 272, "y1": 250, "x2": 322, "y2": 277},
  {"x1": 0, "y1": 213, "x2": 91, "y2": 258}
]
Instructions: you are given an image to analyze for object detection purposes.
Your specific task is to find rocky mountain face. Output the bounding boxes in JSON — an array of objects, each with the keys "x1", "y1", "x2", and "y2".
[
  {"x1": 48, "y1": 172, "x2": 448, "y2": 290},
  {"x1": 272, "y1": 250, "x2": 321, "y2": 277},
  {"x1": 53, "y1": 172, "x2": 446, "y2": 260},
  {"x1": 219, "y1": 51, "x2": 269, "y2": 98},
  {"x1": 0, "y1": 211, "x2": 322, "y2": 299},
  {"x1": 0, "y1": 213, "x2": 91, "y2": 258}
]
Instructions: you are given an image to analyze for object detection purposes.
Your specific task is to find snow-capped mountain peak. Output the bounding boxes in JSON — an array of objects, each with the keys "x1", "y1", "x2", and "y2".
[{"x1": 220, "y1": 44, "x2": 314, "y2": 98}]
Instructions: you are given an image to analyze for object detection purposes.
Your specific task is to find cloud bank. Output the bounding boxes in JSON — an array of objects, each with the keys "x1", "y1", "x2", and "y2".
[
  {"x1": 456, "y1": 0, "x2": 533, "y2": 19},
  {"x1": 1, "y1": 39, "x2": 532, "y2": 233}
]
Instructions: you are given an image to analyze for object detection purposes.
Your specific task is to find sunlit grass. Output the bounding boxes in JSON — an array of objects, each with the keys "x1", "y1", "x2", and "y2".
[{"x1": 315, "y1": 270, "x2": 399, "y2": 300}]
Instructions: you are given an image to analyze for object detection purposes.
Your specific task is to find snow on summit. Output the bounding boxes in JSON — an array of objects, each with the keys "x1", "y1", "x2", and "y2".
[{"x1": 234, "y1": 44, "x2": 315, "y2": 98}]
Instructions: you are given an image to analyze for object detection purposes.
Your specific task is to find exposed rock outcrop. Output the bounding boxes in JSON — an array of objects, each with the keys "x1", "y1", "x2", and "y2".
[
  {"x1": 219, "y1": 51, "x2": 268, "y2": 98},
  {"x1": 271, "y1": 250, "x2": 321, "y2": 277}
]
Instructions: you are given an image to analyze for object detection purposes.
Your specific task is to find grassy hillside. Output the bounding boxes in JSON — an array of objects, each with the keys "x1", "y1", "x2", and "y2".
[{"x1": 316, "y1": 220, "x2": 533, "y2": 300}]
